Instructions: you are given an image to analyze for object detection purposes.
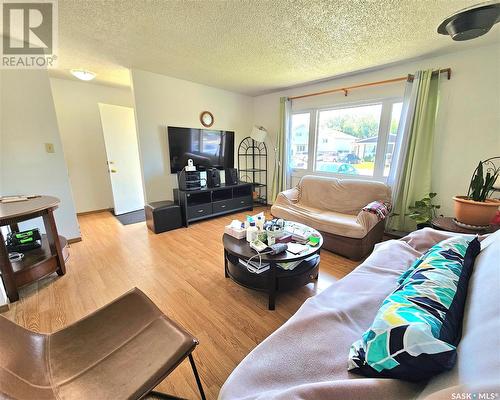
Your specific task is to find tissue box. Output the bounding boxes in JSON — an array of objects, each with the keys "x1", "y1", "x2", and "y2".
[{"x1": 224, "y1": 225, "x2": 247, "y2": 240}]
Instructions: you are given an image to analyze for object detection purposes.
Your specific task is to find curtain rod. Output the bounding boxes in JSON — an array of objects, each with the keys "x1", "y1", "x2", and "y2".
[{"x1": 288, "y1": 68, "x2": 451, "y2": 101}]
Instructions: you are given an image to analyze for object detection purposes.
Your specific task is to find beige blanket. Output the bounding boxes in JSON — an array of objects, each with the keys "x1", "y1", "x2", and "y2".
[{"x1": 219, "y1": 229, "x2": 482, "y2": 400}]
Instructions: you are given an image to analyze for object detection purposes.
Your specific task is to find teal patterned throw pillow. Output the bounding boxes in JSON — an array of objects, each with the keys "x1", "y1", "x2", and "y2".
[{"x1": 348, "y1": 235, "x2": 480, "y2": 381}]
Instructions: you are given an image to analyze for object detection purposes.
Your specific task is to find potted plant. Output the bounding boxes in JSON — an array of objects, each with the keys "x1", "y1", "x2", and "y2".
[
  {"x1": 453, "y1": 159, "x2": 500, "y2": 226},
  {"x1": 407, "y1": 193, "x2": 441, "y2": 229}
]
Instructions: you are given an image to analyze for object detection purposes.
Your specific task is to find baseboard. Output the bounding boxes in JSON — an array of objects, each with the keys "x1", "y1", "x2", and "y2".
[{"x1": 77, "y1": 208, "x2": 113, "y2": 216}]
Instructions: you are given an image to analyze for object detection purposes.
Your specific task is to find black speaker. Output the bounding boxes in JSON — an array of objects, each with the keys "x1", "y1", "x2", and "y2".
[
  {"x1": 225, "y1": 168, "x2": 238, "y2": 185},
  {"x1": 206, "y1": 168, "x2": 221, "y2": 188}
]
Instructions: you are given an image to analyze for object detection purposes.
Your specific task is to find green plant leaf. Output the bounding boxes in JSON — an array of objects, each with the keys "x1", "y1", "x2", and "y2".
[{"x1": 407, "y1": 193, "x2": 440, "y2": 225}]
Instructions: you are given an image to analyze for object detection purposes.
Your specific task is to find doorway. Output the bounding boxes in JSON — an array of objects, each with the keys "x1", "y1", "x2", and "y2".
[{"x1": 98, "y1": 103, "x2": 144, "y2": 215}]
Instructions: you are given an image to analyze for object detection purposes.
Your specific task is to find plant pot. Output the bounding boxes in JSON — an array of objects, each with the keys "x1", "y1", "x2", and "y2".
[{"x1": 453, "y1": 196, "x2": 500, "y2": 226}]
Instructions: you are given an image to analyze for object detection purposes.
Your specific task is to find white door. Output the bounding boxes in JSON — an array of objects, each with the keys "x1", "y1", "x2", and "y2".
[{"x1": 98, "y1": 104, "x2": 145, "y2": 215}]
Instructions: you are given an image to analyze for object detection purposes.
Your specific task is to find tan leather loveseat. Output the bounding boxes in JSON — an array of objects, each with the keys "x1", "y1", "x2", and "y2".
[{"x1": 271, "y1": 175, "x2": 391, "y2": 260}]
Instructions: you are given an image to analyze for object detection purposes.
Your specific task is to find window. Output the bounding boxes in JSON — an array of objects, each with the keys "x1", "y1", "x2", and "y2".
[
  {"x1": 290, "y1": 113, "x2": 310, "y2": 169},
  {"x1": 290, "y1": 99, "x2": 402, "y2": 181},
  {"x1": 384, "y1": 102, "x2": 403, "y2": 176},
  {"x1": 316, "y1": 104, "x2": 382, "y2": 176}
]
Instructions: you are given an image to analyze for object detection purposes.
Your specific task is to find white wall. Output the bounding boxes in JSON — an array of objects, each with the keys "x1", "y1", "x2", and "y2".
[
  {"x1": 50, "y1": 78, "x2": 134, "y2": 213},
  {"x1": 0, "y1": 70, "x2": 80, "y2": 240},
  {"x1": 253, "y1": 42, "x2": 500, "y2": 216},
  {"x1": 131, "y1": 69, "x2": 254, "y2": 202}
]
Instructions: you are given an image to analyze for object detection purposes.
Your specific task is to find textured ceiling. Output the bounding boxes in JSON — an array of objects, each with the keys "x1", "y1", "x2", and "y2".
[{"x1": 51, "y1": 0, "x2": 500, "y2": 95}]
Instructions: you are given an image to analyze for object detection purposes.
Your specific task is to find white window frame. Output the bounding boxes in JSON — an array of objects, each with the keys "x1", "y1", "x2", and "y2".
[{"x1": 289, "y1": 97, "x2": 402, "y2": 183}]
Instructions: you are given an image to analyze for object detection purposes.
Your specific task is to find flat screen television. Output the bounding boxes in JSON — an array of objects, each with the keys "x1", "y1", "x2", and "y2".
[{"x1": 167, "y1": 126, "x2": 234, "y2": 173}]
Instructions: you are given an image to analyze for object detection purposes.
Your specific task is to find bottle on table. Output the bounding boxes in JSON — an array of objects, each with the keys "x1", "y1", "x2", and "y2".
[{"x1": 246, "y1": 222, "x2": 258, "y2": 242}]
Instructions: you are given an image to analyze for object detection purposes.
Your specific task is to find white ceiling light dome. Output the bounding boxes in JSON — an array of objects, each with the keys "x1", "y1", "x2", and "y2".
[{"x1": 70, "y1": 69, "x2": 96, "y2": 81}]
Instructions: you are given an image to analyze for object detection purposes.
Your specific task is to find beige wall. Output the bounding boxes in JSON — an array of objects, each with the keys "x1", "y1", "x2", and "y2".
[
  {"x1": 130, "y1": 69, "x2": 254, "y2": 202},
  {"x1": 50, "y1": 78, "x2": 134, "y2": 213},
  {"x1": 253, "y1": 42, "x2": 500, "y2": 216},
  {"x1": 0, "y1": 70, "x2": 80, "y2": 240}
]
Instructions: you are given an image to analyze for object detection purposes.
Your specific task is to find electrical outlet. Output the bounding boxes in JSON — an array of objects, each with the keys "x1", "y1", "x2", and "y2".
[{"x1": 45, "y1": 143, "x2": 55, "y2": 153}]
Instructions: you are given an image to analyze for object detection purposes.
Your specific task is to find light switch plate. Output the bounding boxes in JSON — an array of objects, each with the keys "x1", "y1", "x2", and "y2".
[{"x1": 45, "y1": 143, "x2": 55, "y2": 153}]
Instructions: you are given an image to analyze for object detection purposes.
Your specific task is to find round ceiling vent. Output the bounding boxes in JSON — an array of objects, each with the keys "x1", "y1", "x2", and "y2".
[{"x1": 437, "y1": 2, "x2": 500, "y2": 41}]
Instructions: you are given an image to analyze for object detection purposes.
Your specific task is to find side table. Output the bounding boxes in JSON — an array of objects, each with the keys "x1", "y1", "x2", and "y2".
[
  {"x1": 0, "y1": 196, "x2": 69, "y2": 302},
  {"x1": 431, "y1": 216, "x2": 499, "y2": 234}
]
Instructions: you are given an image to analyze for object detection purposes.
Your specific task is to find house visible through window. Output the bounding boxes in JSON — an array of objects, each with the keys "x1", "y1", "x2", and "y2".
[
  {"x1": 290, "y1": 112, "x2": 310, "y2": 169},
  {"x1": 290, "y1": 100, "x2": 403, "y2": 180}
]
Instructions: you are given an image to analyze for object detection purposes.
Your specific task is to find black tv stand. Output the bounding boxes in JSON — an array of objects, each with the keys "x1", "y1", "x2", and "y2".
[{"x1": 174, "y1": 183, "x2": 253, "y2": 227}]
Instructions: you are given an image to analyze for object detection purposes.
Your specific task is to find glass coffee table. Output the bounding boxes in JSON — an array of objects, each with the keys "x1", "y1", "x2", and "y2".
[{"x1": 223, "y1": 223, "x2": 323, "y2": 310}]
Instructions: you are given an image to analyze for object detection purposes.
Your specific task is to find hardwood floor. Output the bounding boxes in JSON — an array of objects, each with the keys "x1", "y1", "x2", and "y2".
[{"x1": 3, "y1": 207, "x2": 359, "y2": 399}]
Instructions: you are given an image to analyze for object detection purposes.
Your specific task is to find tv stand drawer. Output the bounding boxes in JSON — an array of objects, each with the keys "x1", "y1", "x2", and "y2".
[
  {"x1": 187, "y1": 204, "x2": 212, "y2": 220},
  {"x1": 232, "y1": 196, "x2": 252, "y2": 209},
  {"x1": 213, "y1": 199, "x2": 233, "y2": 213}
]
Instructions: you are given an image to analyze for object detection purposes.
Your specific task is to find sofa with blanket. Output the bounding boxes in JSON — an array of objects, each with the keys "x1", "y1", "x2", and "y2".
[
  {"x1": 271, "y1": 175, "x2": 392, "y2": 260},
  {"x1": 219, "y1": 228, "x2": 499, "y2": 400}
]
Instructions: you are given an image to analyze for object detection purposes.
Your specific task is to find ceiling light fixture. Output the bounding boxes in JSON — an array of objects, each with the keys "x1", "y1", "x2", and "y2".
[
  {"x1": 70, "y1": 69, "x2": 96, "y2": 81},
  {"x1": 438, "y1": 2, "x2": 500, "y2": 41}
]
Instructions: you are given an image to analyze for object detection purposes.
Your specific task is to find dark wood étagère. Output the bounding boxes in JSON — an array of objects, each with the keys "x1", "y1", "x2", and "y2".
[{"x1": 174, "y1": 183, "x2": 253, "y2": 227}]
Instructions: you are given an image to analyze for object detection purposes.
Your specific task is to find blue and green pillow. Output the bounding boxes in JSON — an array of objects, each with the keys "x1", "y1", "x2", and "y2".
[{"x1": 348, "y1": 235, "x2": 480, "y2": 381}]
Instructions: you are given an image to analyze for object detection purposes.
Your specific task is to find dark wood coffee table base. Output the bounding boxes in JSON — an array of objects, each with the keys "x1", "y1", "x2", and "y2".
[
  {"x1": 224, "y1": 250, "x2": 320, "y2": 310},
  {"x1": 223, "y1": 225, "x2": 323, "y2": 310}
]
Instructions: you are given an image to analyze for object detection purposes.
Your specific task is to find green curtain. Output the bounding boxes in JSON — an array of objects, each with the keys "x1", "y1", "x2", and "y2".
[
  {"x1": 271, "y1": 97, "x2": 288, "y2": 201},
  {"x1": 390, "y1": 70, "x2": 440, "y2": 232}
]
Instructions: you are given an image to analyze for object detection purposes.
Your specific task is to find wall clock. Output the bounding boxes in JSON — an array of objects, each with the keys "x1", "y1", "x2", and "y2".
[{"x1": 200, "y1": 111, "x2": 214, "y2": 127}]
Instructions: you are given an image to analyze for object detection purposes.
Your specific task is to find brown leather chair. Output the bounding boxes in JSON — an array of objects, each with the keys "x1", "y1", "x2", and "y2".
[{"x1": 0, "y1": 288, "x2": 206, "y2": 400}]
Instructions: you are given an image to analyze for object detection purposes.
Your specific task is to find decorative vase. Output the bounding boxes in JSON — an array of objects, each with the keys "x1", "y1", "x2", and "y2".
[{"x1": 453, "y1": 196, "x2": 500, "y2": 226}]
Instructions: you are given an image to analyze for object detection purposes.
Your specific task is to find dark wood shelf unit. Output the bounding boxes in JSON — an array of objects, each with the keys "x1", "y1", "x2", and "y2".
[{"x1": 174, "y1": 183, "x2": 253, "y2": 227}]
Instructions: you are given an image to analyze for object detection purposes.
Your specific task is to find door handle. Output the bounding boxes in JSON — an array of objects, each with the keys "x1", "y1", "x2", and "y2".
[{"x1": 110, "y1": 169, "x2": 117, "y2": 173}]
